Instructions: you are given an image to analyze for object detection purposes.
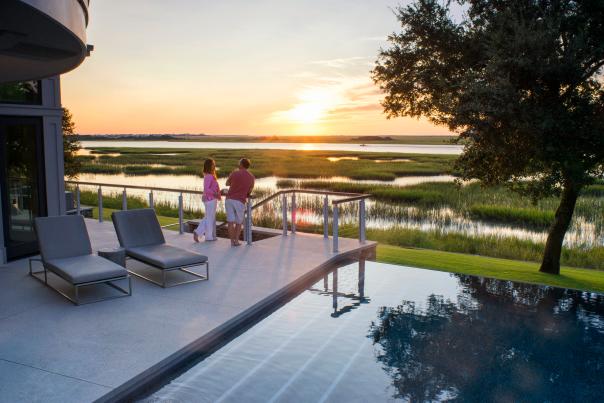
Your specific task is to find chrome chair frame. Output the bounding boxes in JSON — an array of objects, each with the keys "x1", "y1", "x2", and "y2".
[
  {"x1": 125, "y1": 257, "x2": 209, "y2": 288},
  {"x1": 29, "y1": 258, "x2": 132, "y2": 305}
]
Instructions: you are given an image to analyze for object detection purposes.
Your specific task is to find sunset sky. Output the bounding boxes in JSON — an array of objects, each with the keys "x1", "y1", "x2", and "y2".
[{"x1": 61, "y1": 0, "x2": 451, "y2": 136}]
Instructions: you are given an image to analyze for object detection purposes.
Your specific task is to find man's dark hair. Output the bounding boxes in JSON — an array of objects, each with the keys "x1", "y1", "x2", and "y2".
[{"x1": 240, "y1": 158, "x2": 251, "y2": 169}]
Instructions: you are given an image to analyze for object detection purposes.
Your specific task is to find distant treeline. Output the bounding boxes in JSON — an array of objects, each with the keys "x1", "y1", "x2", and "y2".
[
  {"x1": 76, "y1": 134, "x2": 456, "y2": 144},
  {"x1": 76, "y1": 134, "x2": 207, "y2": 140}
]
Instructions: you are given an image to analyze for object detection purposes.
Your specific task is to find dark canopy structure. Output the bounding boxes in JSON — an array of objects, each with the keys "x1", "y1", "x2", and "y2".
[{"x1": 0, "y1": 0, "x2": 90, "y2": 83}]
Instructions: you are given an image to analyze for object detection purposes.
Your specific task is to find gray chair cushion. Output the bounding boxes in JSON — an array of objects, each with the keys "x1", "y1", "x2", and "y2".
[
  {"x1": 111, "y1": 209, "x2": 166, "y2": 248},
  {"x1": 45, "y1": 255, "x2": 128, "y2": 285},
  {"x1": 34, "y1": 215, "x2": 92, "y2": 261},
  {"x1": 126, "y1": 244, "x2": 208, "y2": 270}
]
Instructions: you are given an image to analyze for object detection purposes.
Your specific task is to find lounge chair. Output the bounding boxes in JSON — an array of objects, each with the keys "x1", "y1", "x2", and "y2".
[
  {"x1": 30, "y1": 215, "x2": 132, "y2": 305},
  {"x1": 111, "y1": 209, "x2": 209, "y2": 287}
]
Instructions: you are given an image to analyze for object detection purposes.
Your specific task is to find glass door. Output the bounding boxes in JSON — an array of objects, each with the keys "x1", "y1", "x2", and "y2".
[{"x1": 0, "y1": 116, "x2": 46, "y2": 260}]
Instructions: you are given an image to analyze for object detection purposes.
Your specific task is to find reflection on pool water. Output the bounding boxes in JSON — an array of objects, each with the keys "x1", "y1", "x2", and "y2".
[{"x1": 143, "y1": 262, "x2": 604, "y2": 402}]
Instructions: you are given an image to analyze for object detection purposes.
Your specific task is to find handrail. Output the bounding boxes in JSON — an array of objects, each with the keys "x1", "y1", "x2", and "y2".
[
  {"x1": 251, "y1": 189, "x2": 369, "y2": 210},
  {"x1": 332, "y1": 194, "x2": 371, "y2": 205},
  {"x1": 250, "y1": 188, "x2": 370, "y2": 252},
  {"x1": 66, "y1": 180, "x2": 369, "y2": 252}
]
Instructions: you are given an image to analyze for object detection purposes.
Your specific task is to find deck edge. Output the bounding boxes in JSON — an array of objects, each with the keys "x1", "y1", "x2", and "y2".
[{"x1": 94, "y1": 240, "x2": 376, "y2": 403}]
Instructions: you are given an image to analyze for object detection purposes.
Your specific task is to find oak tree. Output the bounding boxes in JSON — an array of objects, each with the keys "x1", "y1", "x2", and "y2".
[{"x1": 373, "y1": 0, "x2": 604, "y2": 274}]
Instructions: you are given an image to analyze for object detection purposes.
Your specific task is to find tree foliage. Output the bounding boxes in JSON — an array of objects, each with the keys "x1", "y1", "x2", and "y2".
[
  {"x1": 373, "y1": 0, "x2": 604, "y2": 274},
  {"x1": 62, "y1": 107, "x2": 81, "y2": 179}
]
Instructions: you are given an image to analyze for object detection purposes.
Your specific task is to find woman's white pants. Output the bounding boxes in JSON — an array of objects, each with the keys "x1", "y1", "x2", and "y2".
[{"x1": 195, "y1": 199, "x2": 217, "y2": 240}]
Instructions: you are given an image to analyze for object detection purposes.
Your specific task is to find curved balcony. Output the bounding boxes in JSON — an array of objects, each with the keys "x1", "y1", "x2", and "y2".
[{"x1": 0, "y1": 0, "x2": 90, "y2": 84}]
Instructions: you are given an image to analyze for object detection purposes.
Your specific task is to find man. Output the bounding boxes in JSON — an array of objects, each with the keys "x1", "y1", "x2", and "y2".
[{"x1": 225, "y1": 158, "x2": 255, "y2": 246}]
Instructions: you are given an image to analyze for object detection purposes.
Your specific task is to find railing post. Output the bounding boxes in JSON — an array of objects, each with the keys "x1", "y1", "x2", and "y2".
[
  {"x1": 178, "y1": 192, "x2": 184, "y2": 234},
  {"x1": 122, "y1": 188, "x2": 127, "y2": 211},
  {"x1": 359, "y1": 198, "x2": 366, "y2": 244},
  {"x1": 332, "y1": 203, "x2": 339, "y2": 253},
  {"x1": 97, "y1": 186, "x2": 103, "y2": 223},
  {"x1": 291, "y1": 192, "x2": 296, "y2": 234},
  {"x1": 282, "y1": 194, "x2": 288, "y2": 236},
  {"x1": 75, "y1": 186, "x2": 81, "y2": 215},
  {"x1": 148, "y1": 191, "x2": 154, "y2": 210},
  {"x1": 243, "y1": 213, "x2": 248, "y2": 243},
  {"x1": 323, "y1": 195, "x2": 329, "y2": 239},
  {"x1": 246, "y1": 199, "x2": 253, "y2": 245}
]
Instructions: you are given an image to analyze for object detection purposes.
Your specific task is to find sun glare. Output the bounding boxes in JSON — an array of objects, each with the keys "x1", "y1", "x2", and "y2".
[
  {"x1": 276, "y1": 87, "x2": 342, "y2": 128},
  {"x1": 286, "y1": 102, "x2": 325, "y2": 124}
]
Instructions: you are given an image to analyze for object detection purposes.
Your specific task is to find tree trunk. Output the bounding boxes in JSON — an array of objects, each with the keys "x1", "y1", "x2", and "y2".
[{"x1": 539, "y1": 184, "x2": 580, "y2": 275}]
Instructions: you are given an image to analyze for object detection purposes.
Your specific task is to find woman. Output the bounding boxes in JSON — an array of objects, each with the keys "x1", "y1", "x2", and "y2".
[{"x1": 194, "y1": 159, "x2": 221, "y2": 242}]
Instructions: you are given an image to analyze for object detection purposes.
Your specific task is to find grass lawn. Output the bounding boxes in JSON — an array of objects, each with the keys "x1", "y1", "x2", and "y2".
[{"x1": 377, "y1": 244, "x2": 604, "y2": 293}]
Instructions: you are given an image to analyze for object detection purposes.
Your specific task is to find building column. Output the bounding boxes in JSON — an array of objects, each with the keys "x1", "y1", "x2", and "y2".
[{"x1": 42, "y1": 77, "x2": 66, "y2": 216}]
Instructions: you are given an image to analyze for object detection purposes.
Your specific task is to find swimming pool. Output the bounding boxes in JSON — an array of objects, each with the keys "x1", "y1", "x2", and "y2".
[{"x1": 143, "y1": 262, "x2": 604, "y2": 402}]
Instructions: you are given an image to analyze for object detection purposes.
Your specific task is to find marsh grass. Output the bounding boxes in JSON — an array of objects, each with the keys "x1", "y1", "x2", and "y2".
[
  {"x1": 584, "y1": 184, "x2": 604, "y2": 197},
  {"x1": 71, "y1": 150, "x2": 603, "y2": 269},
  {"x1": 77, "y1": 148, "x2": 455, "y2": 180},
  {"x1": 468, "y1": 205, "x2": 555, "y2": 230},
  {"x1": 284, "y1": 180, "x2": 603, "y2": 234}
]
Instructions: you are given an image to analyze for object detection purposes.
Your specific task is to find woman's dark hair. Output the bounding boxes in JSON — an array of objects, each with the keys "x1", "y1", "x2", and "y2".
[
  {"x1": 203, "y1": 159, "x2": 217, "y2": 178},
  {"x1": 240, "y1": 158, "x2": 251, "y2": 169}
]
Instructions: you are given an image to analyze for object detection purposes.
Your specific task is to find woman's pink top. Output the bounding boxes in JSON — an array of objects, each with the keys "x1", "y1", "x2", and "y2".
[{"x1": 202, "y1": 174, "x2": 221, "y2": 202}]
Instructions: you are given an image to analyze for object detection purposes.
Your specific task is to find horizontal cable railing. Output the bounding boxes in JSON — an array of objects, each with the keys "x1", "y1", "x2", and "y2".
[
  {"x1": 65, "y1": 181, "x2": 370, "y2": 252},
  {"x1": 66, "y1": 180, "x2": 204, "y2": 195},
  {"x1": 250, "y1": 189, "x2": 370, "y2": 252},
  {"x1": 65, "y1": 180, "x2": 204, "y2": 233}
]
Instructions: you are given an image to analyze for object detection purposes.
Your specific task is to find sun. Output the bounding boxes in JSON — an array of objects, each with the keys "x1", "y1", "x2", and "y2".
[
  {"x1": 285, "y1": 102, "x2": 325, "y2": 124},
  {"x1": 280, "y1": 87, "x2": 341, "y2": 126}
]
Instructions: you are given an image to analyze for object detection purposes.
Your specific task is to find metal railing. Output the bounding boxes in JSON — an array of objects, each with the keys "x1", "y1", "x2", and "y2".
[
  {"x1": 66, "y1": 180, "x2": 203, "y2": 234},
  {"x1": 250, "y1": 189, "x2": 370, "y2": 252},
  {"x1": 66, "y1": 181, "x2": 370, "y2": 252}
]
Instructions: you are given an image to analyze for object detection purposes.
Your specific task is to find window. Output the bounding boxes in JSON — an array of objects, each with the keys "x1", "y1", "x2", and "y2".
[{"x1": 0, "y1": 81, "x2": 42, "y2": 105}]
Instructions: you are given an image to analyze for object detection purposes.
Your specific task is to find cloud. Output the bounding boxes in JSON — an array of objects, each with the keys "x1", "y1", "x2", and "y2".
[
  {"x1": 360, "y1": 35, "x2": 388, "y2": 42},
  {"x1": 288, "y1": 71, "x2": 318, "y2": 79},
  {"x1": 309, "y1": 56, "x2": 370, "y2": 69},
  {"x1": 269, "y1": 76, "x2": 383, "y2": 125}
]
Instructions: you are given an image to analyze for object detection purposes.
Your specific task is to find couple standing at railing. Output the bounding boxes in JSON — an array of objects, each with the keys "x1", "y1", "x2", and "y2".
[{"x1": 194, "y1": 158, "x2": 255, "y2": 246}]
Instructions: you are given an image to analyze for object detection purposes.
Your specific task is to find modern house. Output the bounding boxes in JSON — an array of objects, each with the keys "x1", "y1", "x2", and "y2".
[
  {"x1": 0, "y1": 2, "x2": 377, "y2": 400},
  {"x1": 0, "y1": 0, "x2": 91, "y2": 263}
]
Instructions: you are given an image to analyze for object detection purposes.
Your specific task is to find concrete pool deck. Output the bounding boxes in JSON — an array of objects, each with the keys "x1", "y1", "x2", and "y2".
[{"x1": 0, "y1": 219, "x2": 375, "y2": 402}]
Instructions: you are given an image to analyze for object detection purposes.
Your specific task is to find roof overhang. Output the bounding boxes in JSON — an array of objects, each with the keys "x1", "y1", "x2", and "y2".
[{"x1": 0, "y1": 0, "x2": 90, "y2": 84}]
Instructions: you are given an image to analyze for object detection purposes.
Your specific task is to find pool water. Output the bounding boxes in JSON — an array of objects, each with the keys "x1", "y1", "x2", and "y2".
[{"x1": 143, "y1": 262, "x2": 604, "y2": 402}]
